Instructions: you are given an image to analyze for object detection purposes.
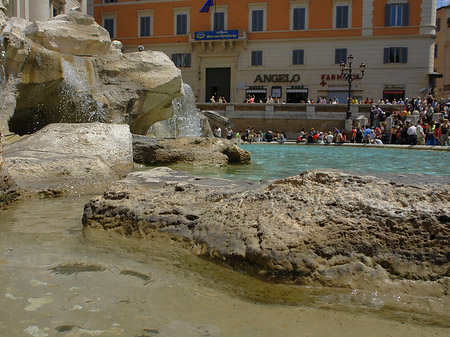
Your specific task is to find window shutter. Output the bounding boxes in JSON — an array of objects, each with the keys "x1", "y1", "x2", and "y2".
[
  {"x1": 176, "y1": 15, "x2": 181, "y2": 34},
  {"x1": 335, "y1": 49, "x2": 342, "y2": 64},
  {"x1": 186, "y1": 53, "x2": 191, "y2": 67},
  {"x1": 299, "y1": 49, "x2": 304, "y2": 64},
  {"x1": 293, "y1": 8, "x2": 305, "y2": 30},
  {"x1": 336, "y1": 6, "x2": 342, "y2": 28},
  {"x1": 401, "y1": 47, "x2": 408, "y2": 63},
  {"x1": 385, "y1": 4, "x2": 391, "y2": 27},
  {"x1": 383, "y1": 48, "x2": 390, "y2": 63},
  {"x1": 252, "y1": 11, "x2": 258, "y2": 31},
  {"x1": 342, "y1": 6, "x2": 348, "y2": 28},
  {"x1": 402, "y1": 3, "x2": 409, "y2": 26}
]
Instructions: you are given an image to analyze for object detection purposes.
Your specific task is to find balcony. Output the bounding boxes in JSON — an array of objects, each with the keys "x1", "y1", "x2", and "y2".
[{"x1": 188, "y1": 30, "x2": 248, "y2": 51}]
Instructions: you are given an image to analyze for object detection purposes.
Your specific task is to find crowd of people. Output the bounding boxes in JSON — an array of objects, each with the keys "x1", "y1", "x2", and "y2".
[
  {"x1": 212, "y1": 95, "x2": 450, "y2": 146},
  {"x1": 214, "y1": 125, "x2": 287, "y2": 144}
]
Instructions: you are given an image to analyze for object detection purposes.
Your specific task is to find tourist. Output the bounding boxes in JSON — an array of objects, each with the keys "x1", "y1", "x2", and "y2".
[
  {"x1": 210, "y1": 95, "x2": 216, "y2": 103},
  {"x1": 278, "y1": 132, "x2": 287, "y2": 144},
  {"x1": 441, "y1": 119, "x2": 449, "y2": 146},
  {"x1": 326, "y1": 131, "x2": 334, "y2": 143},
  {"x1": 426, "y1": 102, "x2": 434, "y2": 123},
  {"x1": 226, "y1": 127, "x2": 233, "y2": 140},
  {"x1": 416, "y1": 121, "x2": 425, "y2": 145},
  {"x1": 363, "y1": 125, "x2": 371, "y2": 144},
  {"x1": 355, "y1": 127, "x2": 363, "y2": 143},
  {"x1": 433, "y1": 123, "x2": 441, "y2": 145},
  {"x1": 265, "y1": 130, "x2": 274, "y2": 142},
  {"x1": 213, "y1": 125, "x2": 221, "y2": 138},
  {"x1": 407, "y1": 122, "x2": 417, "y2": 145},
  {"x1": 317, "y1": 132, "x2": 324, "y2": 144}
]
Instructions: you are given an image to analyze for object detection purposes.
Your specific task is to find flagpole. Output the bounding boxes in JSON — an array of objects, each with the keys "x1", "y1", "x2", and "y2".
[{"x1": 214, "y1": 0, "x2": 217, "y2": 31}]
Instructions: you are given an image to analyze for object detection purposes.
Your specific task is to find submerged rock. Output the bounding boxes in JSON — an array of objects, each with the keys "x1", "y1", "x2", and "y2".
[
  {"x1": 83, "y1": 168, "x2": 450, "y2": 289},
  {"x1": 3, "y1": 123, "x2": 133, "y2": 193},
  {"x1": 133, "y1": 135, "x2": 251, "y2": 166}
]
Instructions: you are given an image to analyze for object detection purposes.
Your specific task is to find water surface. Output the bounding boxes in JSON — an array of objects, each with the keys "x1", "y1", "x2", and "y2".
[
  {"x1": 157, "y1": 144, "x2": 450, "y2": 181},
  {"x1": 1, "y1": 145, "x2": 450, "y2": 336},
  {"x1": 1, "y1": 195, "x2": 449, "y2": 336}
]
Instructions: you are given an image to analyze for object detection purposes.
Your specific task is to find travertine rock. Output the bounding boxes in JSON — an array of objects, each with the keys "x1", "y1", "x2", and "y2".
[
  {"x1": 3, "y1": 123, "x2": 133, "y2": 193},
  {"x1": 24, "y1": 11, "x2": 111, "y2": 56},
  {"x1": 133, "y1": 135, "x2": 251, "y2": 166},
  {"x1": 0, "y1": 131, "x2": 20, "y2": 205},
  {"x1": 0, "y1": 11, "x2": 183, "y2": 136},
  {"x1": 83, "y1": 168, "x2": 450, "y2": 290}
]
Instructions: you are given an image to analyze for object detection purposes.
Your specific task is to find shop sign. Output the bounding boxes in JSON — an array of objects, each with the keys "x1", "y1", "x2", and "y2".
[
  {"x1": 194, "y1": 30, "x2": 239, "y2": 40},
  {"x1": 254, "y1": 74, "x2": 300, "y2": 83},
  {"x1": 320, "y1": 73, "x2": 361, "y2": 86}
]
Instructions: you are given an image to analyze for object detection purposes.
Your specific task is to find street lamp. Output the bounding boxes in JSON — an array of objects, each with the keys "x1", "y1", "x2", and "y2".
[{"x1": 340, "y1": 55, "x2": 365, "y2": 120}]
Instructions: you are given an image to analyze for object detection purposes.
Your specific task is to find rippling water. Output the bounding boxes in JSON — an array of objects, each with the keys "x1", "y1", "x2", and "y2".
[
  {"x1": 1, "y1": 145, "x2": 450, "y2": 336},
  {"x1": 157, "y1": 144, "x2": 450, "y2": 181}
]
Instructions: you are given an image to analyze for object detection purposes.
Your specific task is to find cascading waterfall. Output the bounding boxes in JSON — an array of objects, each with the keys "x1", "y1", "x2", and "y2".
[
  {"x1": 148, "y1": 83, "x2": 202, "y2": 137},
  {"x1": 60, "y1": 58, "x2": 107, "y2": 122},
  {"x1": 0, "y1": 34, "x2": 8, "y2": 133}
]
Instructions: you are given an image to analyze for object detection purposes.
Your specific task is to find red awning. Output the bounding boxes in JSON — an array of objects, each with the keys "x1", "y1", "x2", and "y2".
[{"x1": 383, "y1": 90, "x2": 405, "y2": 94}]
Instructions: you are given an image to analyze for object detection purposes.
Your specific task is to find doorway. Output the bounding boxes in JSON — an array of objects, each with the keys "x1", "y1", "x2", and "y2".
[{"x1": 206, "y1": 68, "x2": 231, "y2": 102}]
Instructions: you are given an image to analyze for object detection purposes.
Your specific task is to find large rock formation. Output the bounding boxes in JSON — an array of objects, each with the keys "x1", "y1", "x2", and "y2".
[
  {"x1": 0, "y1": 11, "x2": 183, "y2": 136},
  {"x1": 133, "y1": 135, "x2": 251, "y2": 166},
  {"x1": 3, "y1": 123, "x2": 133, "y2": 193},
  {"x1": 83, "y1": 168, "x2": 450, "y2": 291},
  {"x1": 0, "y1": 131, "x2": 20, "y2": 205}
]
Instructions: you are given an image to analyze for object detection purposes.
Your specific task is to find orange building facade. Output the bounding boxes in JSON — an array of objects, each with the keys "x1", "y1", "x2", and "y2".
[
  {"x1": 93, "y1": 0, "x2": 437, "y2": 103},
  {"x1": 434, "y1": 4, "x2": 450, "y2": 100}
]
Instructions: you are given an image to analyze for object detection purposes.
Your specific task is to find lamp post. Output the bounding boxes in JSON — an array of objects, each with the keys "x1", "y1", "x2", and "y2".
[{"x1": 340, "y1": 55, "x2": 365, "y2": 120}]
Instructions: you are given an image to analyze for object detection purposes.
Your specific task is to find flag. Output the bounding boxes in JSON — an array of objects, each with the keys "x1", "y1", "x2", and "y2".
[{"x1": 200, "y1": 0, "x2": 214, "y2": 13}]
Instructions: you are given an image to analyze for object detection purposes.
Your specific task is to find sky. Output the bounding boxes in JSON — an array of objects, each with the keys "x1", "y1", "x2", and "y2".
[{"x1": 438, "y1": 0, "x2": 450, "y2": 8}]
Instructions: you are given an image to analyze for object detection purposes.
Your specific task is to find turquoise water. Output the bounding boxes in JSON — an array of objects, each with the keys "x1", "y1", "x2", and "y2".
[{"x1": 162, "y1": 144, "x2": 450, "y2": 180}]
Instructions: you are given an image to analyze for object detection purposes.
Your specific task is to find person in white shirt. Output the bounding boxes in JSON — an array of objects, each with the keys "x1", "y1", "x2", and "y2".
[
  {"x1": 407, "y1": 123, "x2": 417, "y2": 145},
  {"x1": 416, "y1": 121, "x2": 425, "y2": 145}
]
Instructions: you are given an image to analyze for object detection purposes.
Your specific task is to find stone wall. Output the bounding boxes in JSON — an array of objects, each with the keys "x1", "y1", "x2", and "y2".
[{"x1": 197, "y1": 103, "x2": 405, "y2": 139}]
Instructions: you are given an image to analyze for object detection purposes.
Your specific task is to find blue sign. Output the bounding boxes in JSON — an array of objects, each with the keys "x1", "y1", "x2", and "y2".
[{"x1": 194, "y1": 30, "x2": 239, "y2": 41}]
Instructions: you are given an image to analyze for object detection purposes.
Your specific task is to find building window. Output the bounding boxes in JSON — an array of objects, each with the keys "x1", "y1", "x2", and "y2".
[
  {"x1": 435, "y1": 44, "x2": 438, "y2": 58},
  {"x1": 102, "y1": 14, "x2": 116, "y2": 38},
  {"x1": 172, "y1": 53, "x2": 191, "y2": 68},
  {"x1": 252, "y1": 10, "x2": 264, "y2": 31},
  {"x1": 214, "y1": 12, "x2": 225, "y2": 30},
  {"x1": 174, "y1": 8, "x2": 190, "y2": 36},
  {"x1": 176, "y1": 14, "x2": 187, "y2": 35},
  {"x1": 335, "y1": 48, "x2": 347, "y2": 64},
  {"x1": 138, "y1": 11, "x2": 153, "y2": 37},
  {"x1": 292, "y1": 49, "x2": 304, "y2": 65},
  {"x1": 292, "y1": 8, "x2": 306, "y2": 30},
  {"x1": 436, "y1": 17, "x2": 441, "y2": 32},
  {"x1": 211, "y1": 5, "x2": 228, "y2": 31},
  {"x1": 249, "y1": 3, "x2": 267, "y2": 32},
  {"x1": 251, "y1": 51, "x2": 263, "y2": 66},
  {"x1": 335, "y1": 5, "x2": 349, "y2": 28},
  {"x1": 384, "y1": 47, "x2": 408, "y2": 63},
  {"x1": 385, "y1": 3, "x2": 409, "y2": 27}
]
